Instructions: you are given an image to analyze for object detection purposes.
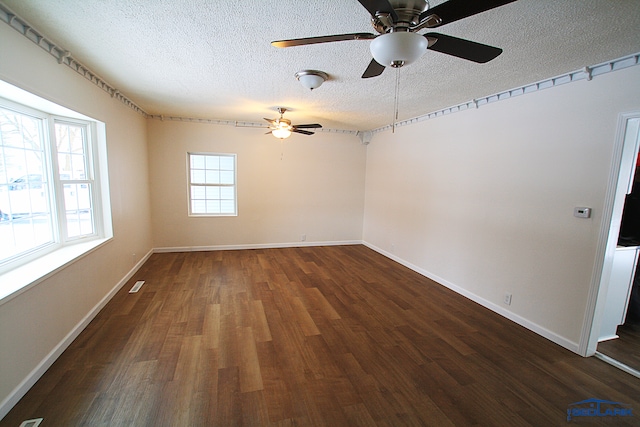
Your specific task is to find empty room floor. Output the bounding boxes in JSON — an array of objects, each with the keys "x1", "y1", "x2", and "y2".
[{"x1": 2, "y1": 245, "x2": 639, "y2": 426}]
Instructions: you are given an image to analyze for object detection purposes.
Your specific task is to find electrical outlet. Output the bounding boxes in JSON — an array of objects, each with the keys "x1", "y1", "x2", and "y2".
[
  {"x1": 301, "y1": 234, "x2": 306, "y2": 241},
  {"x1": 504, "y1": 293, "x2": 512, "y2": 306}
]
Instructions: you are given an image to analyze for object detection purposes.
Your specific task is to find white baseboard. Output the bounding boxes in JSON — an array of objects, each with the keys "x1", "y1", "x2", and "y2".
[
  {"x1": 0, "y1": 249, "x2": 153, "y2": 421},
  {"x1": 362, "y1": 241, "x2": 580, "y2": 354},
  {"x1": 153, "y1": 240, "x2": 362, "y2": 253}
]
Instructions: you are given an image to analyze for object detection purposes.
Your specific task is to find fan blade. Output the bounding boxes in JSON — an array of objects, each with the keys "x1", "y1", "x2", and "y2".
[
  {"x1": 294, "y1": 124, "x2": 322, "y2": 129},
  {"x1": 419, "y1": 0, "x2": 516, "y2": 27},
  {"x1": 362, "y1": 59, "x2": 385, "y2": 78},
  {"x1": 293, "y1": 129, "x2": 315, "y2": 136},
  {"x1": 272, "y1": 33, "x2": 376, "y2": 48},
  {"x1": 264, "y1": 117, "x2": 276, "y2": 124},
  {"x1": 357, "y1": 0, "x2": 398, "y2": 22},
  {"x1": 265, "y1": 131, "x2": 273, "y2": 135},
  {"x1": 425, "y1": 33, "x2": 502, "y2": 63}
]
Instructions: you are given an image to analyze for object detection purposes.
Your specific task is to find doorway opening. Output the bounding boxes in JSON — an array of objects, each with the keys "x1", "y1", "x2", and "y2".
[{"x1": 585, "y1": 113, "x2": 640, "y2": 375}]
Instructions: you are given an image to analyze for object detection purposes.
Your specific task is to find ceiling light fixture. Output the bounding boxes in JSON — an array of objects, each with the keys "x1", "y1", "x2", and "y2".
[
  {"x1": 271, "y1": 123, "x2": 292, "y2": 139},
  {"x1": 369, "y1": 31, "x2": 428, "y2": 68},
  {"x1": 295, "y1": 70, "x2": 329, "y2": 91}
]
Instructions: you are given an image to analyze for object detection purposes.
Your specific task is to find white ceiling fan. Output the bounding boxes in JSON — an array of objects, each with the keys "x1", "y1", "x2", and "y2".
[{"x1": 272, "y1": 0, "x2": 516, "y2": 78}]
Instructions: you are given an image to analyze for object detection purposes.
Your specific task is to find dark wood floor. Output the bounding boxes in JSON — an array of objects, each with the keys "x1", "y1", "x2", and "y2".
[
  {"x1": 598, "y1": 321, "x2": 640, "y2": 372},
  {"x1": 3, "y1": 245, "x2": 640, "y2": 426}
]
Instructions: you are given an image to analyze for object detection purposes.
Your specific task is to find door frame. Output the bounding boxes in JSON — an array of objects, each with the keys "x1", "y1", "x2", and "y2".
[{"x1": 580, "y1": 112, "x2": 640, "y2": 356}]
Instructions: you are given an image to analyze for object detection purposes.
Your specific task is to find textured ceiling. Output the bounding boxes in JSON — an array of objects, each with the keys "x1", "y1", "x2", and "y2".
[{"x1": 2, "y1": 0, "x2": 640, "y2": 131}]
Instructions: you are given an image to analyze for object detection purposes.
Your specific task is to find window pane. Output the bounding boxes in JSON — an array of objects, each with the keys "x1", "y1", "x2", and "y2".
[
  {"x1": 188, "y1": 153, "x2": 236, "y2": 215},
  {"x1": 66, "y1": 209, "x2": 94, "y2": 238},
  {"x1": 220, "y1": 200, "x2": 235, "y2": 214},
  {"x1": 220, "y1": 156, "x2": 234, "y2": 170},
  {"x1": 205, "y1": 155, "x2": 220, "y2": 169},
  {"x1": 191, "y1": 155, "x2": 205, "y2": 169},
  {"x1": 70, "y1": 153, "x2": 86, "y2": 179},
  {"x1": 192, "y1": 200, "x2": 206, "y2": 213},
  {"x1": 205, "y1": 186, "x2": 220, "y2": 199},
  {"x1": 220, "y1": 171, "x2": 234, "y2": 184},
  {"x1": 191, "y1": 169, "x2": 205, "y2": 184},
  {"x1": 0, "y1": 215, "x2": 54, "y2": 261},
  {"x1": 63, "y1": 183, "x2": 94, "y2": 238},
  {"x1": 206, "y1": 200, "x2": 220, "y2": 213},
  {"x1": 0, "y1": 107, "x2": 54, "y2": 263},
  {"x1": 56, "y1": 123, "x2": 88, "y2": 180},
  {"x1": 191, "y1": 186, "x2": 205, "y2": 199},
  {"x1": 220, "y1": 187, "x2": 234, "y2": 199},
  {"x1": 205, "y1": 170, "x2": 219, "y2": 184}
]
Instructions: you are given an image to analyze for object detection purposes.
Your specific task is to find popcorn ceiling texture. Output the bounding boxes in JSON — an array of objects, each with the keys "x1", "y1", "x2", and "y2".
[{"x1": 2, "y1": 0, "x2": 639, "y2": 131}]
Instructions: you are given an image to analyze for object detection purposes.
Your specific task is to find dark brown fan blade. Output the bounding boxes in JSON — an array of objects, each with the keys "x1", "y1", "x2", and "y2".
[
  {"x1": 292, "y1": 129, "x2": 315, "y2": 136},
  {"x1": 425, "y1": 33, "x2": 502, "y2": 63},
  {"x1": 362, "y1": 59, "x2": 386, "y2": 78},
  {"x1": 294, "y1": 124, "x2": 322, "y2": 129},
  {"x1": 272, "y1": 33, "x2": 376, "y2": 48},
  {"x1": 357, "y1": 0, "x2": 398, "y2": 22},
  {"x1": 264, "y1": 117, "x2": 276, "y2": 124},
  {"x1": 419, "y1": 0, "x2": 516, "y2": 27},
  {"x1": 265, "y1": 130, "x2": 273, "y2": 135}
]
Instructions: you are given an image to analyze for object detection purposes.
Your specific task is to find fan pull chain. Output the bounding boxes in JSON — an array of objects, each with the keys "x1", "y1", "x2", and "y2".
[{"x1": 392, "y1": 67, "x2": 400, "y2": 133}]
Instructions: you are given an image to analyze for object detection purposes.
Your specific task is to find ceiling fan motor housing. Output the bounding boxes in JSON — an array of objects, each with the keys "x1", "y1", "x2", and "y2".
[{"x1": 372, "y1": 0, "x2": 429, "y2": 33}]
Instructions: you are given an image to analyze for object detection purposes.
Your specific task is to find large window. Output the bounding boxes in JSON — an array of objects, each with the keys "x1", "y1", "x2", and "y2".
[
  {"x1": 188, "y1": 153, "x2": 236, "y2": 216},
  {"x1": 0, "y1": 98, "x2": 103, "y2": 270}
]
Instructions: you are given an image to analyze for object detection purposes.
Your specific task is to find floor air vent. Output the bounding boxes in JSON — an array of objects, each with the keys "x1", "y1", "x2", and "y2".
[
  {"x1": 129, "y1": 280, "x2": 145, "y2": 293},
  {"x1": 19, "y1": 419, "x2": 43, "y2": 427}
]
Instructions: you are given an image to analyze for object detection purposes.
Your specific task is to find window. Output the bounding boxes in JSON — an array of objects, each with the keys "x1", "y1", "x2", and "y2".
[
  {"x1": 0, "y1": 97, "x2": 105, "y2": 272},
  {"x1": 188, "y1": 153, "x2": 236, "y2": 216}
]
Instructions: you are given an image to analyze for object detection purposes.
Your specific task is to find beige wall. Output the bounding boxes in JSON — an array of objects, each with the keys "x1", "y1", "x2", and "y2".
[
  {"x1": 2, "y1": 6, "x2": 640, "y2": 421},
  {"x1": 0, "y1": 23, "x2": 153, "y2": 413},
  {"x1": 363, "y1": 65, "x2": 640, "y2": 349},
  {"x1": 148, "y1": 120, "x2": 366, "y2": 249}
]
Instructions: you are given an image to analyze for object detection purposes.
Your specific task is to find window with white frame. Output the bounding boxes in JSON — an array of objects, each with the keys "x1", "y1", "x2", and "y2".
[
  {"x1": 188, "y1": 152, "x2": 237, "y2": 216},
  {"x1": 0, "y1": 98, "x2": 104, "y2": 270}
]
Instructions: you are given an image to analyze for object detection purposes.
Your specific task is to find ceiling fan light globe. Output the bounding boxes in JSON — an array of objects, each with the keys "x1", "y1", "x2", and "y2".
[
  {"x1": 370, "y1": 32, "x2": 428, "y2": 68},
  {"x1": 272, "y1": 128, "x2": 292, "y2": 139}
]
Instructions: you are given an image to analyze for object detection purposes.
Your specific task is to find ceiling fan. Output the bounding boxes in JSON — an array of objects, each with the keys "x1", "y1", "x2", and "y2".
[
  {"x1": 272, "y1": 0, "x2": 516, "y2": 78},
  {"x1": 265, "y1": 108, "x2": 322, "y2": 139}
]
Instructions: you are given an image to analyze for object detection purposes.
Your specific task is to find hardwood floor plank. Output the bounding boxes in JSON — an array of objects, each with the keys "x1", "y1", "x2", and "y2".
[
  {"x1": 240, "y1": 390, "x2": 271, "y2": 426},
  {"x1": 290, "y1": 295, "x2": 321, "y2": 337},
  {"x1": 303, "y1": 286, "x2": 341, "y2": 320},
  {"x1": 238, "y1": 326, "x2": 264, "y2": 392},
  {"x1": 250, "y1": 299, "x2": 273, "y2": 342},
  {"x1": 202, "y1": 303, "x2": 220, "y2": 349},
  {"x1": 3, "y1": 246, "x2": 640, "y2": 427},
  {"x1": 216, "y1": 366, "x2": 242, "y2": 426}
]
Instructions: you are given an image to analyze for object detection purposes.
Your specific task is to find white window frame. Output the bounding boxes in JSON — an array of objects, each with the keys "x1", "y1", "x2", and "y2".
[
  {"x1": 52, "y1": 117, "x2": 101, "y2": 242},
  {"x1": 0, "y1": 80, "x2": 112, "y2": 302},
  {"x1": 187, "y1": 152, "x2": 237, "y2": 217}
]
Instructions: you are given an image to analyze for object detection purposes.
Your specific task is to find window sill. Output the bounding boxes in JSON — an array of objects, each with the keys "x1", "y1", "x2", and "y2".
[{"x1": 0, "y1": 237, "x2": 112, "y2": 306}]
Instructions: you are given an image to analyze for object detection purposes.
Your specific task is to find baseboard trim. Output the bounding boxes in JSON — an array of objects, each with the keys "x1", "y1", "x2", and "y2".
[
  {"x1": 153, "y1": 240, "x2": 362, "y2": 253},
  {"x1": 0, "y1": 249, "x2": 153, "y2": 421},
  {"x1": 362, "y1": 241, "x2": 580, "y2": 354}
]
